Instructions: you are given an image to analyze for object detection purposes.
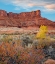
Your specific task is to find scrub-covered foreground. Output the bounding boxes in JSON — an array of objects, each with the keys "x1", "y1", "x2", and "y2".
[{"x1": 0, "y1": 26, "x2": 55, "y2": 64}]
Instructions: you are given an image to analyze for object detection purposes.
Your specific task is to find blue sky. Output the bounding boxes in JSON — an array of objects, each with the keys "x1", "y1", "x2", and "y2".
[{"x1": 0, "y1": 0, "x2": 55, "y2": 21}]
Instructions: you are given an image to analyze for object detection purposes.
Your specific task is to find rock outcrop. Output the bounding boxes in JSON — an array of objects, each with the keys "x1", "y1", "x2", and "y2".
[
  {"x1": 0, "y1": 9, "x2": 55, "y2": 30},
  {"x1": 44, "y1": 59, "x2": 55, "y2": 64},
  {"x1": 0, "y1": 10, "x2": 7, "y2": 17}
]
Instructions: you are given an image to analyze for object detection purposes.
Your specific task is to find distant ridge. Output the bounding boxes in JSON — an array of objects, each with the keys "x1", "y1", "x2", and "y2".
[{"x1": 0, "y1": 9, "x2": 55, "y2": 30}]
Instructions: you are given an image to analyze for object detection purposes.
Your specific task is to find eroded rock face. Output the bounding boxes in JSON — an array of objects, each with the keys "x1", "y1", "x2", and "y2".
[
  {"x1": 0, "y1": 9, "x2": 55, "y2": 30},
  {"x1": 0, "y1": 10, "x2": 7, "y2": 17},
  {"x1": 7, "y1": 10, "x2": 41, "y2": 19}
]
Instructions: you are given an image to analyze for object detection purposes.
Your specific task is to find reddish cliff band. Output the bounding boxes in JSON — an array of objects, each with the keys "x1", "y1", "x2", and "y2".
[{"x1": 0, "y1": 10, "x2": 55, "y2": 30}]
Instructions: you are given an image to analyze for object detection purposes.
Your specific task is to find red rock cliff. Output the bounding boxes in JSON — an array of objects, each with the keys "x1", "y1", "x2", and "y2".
[{"x1": 0, "y1": 9, "x2": 55, "y2": 30}]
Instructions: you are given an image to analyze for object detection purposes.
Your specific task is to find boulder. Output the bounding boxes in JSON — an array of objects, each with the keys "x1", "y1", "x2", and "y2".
[{"x1": 44, "y1": 59, "x2": 55, "y2": 64}]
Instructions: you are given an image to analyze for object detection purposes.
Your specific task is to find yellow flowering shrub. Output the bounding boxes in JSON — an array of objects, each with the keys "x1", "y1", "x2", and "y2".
[{"x1": 36, "y1": 25, "x2": 48, "y2": 39}]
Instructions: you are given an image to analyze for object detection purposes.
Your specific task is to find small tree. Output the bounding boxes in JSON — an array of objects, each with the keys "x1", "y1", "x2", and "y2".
[{"x1": 36, "y1": 25, "x2": 48, "y2": 39}]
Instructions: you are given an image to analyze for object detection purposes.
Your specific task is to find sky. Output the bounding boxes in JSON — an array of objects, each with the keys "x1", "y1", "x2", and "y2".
[{"x1": 0, "y1": 0, "x2": 55, "y2": 21}]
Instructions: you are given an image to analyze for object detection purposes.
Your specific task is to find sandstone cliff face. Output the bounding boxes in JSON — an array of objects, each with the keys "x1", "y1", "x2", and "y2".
[
  {"x1": 0, "y1": 9, "x2": 55, "y2": 30},
  {"x1": 0, "y1": 10, "x2": 7, "y2": 17}
]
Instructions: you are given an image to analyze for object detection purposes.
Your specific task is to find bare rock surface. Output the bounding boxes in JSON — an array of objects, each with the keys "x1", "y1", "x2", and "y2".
[{"x1": 44, "y1": 59, "x2": 55, "y2": 64}]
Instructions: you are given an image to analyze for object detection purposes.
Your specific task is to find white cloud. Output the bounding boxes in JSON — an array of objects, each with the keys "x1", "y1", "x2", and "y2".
[
  {"x1": 0, "y1": 0, "x2": 55, "y2": 11},
  {"x1": 44, "y1": 4, "x2": 55, "y2": 10}
]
